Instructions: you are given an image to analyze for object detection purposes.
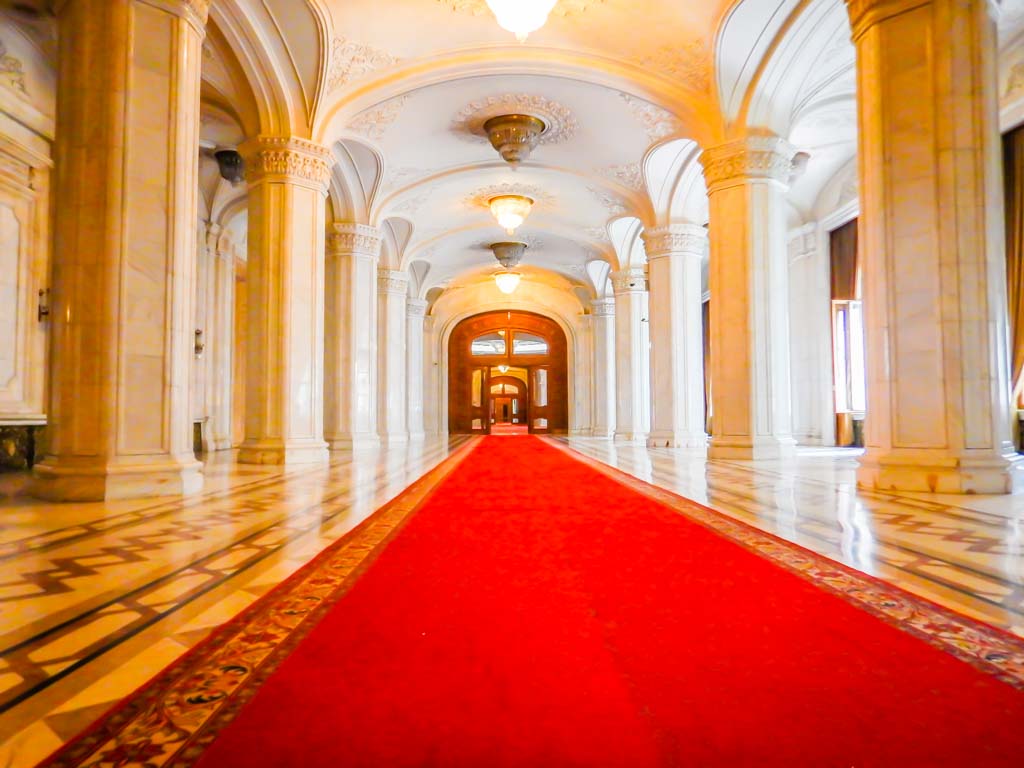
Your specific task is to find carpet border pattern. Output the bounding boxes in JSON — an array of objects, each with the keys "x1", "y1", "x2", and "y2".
[
  {"x1": 545, "y1": 438, "x2": 1024, "y2": 691},
  {"x1": 37, "y1": 438, "x2": 481, "y2": 768}
]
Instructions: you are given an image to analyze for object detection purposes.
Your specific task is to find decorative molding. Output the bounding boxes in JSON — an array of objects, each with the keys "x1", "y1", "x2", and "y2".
[
  {"x1": 407, "y1": 298, "x2": 429, "y2": 318},
  {"x1": 642, "y1": 224, "x2": 707, "y2": 259},
  {"x1": 453, "y1": 93, "x2": 578, "y2": 146},
  {"x1": 347, "y1": 96, "x2": 409, "y2": 142},
  {"x1": 583, "y1": 225, "x2": 610, "y2": 243},
  {"x1": 588, "y1": 186, "x2": 627, "y2": 217},
  {"x1": 699, "y1": 135, "x2": 795, "y2": 191},
  {"x1": 596, "y1": 162, "x2": 643, "y2": 192},
  {"x1": 383, "y1": 166, "x2": 423, "y2": 191},
  {"x1": 378, "y1": 268, "x2": 410, "y2": 295},
  {"x1": 391, "y1": 187, "x2": 432, "y2": 216},
  {"x1": 591, "y1": 297, "x2": 615, "y2": 317},
  {"x1": 328, "y1": 223, "x2": 383, "y2": 259},
  {"x1": 633, "y1": 40, "x2": 710, "y2": 94},
  {"x1": 611, "y1": 268, "x2": 647, "y2": 295},
  {"x1": 243, "y1": 137, "x2": 333, "y2": 190},
  {"x1": 619, "y1": 94, "x2": 681, "y2": 142},
  {"x1": 327, "y1": 36, "x2": 399, "y2": 92},
  {"x1": 436, "y1": 0, "x2": 605, "y2": 18},
  {"x1": 0, "y1": 41, "x2": 27, "y2": 96},
  {"x1": 788, "y1": 225, "x2": 817, "y2": 264},
  {"x1": 464, "y1": 182, "x2": 553, "y2": 211}
]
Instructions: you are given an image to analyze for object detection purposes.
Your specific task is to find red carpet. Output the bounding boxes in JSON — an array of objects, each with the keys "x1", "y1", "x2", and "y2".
[
  {"x1": 489, "y1": 423, "x2": 529, "y2": 435},
  {"x1": 44, "y1": 437, "x2": 1024, "y2": 766}
]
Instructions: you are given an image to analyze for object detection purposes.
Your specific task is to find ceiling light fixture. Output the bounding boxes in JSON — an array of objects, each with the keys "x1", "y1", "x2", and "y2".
[
  {"x1": 485, "y1": 0, "x2": 557, "y2": 42},
  {"x1": 489, "y1": 194, "x2": 534, "y2": 235},
  {"x1": 484, "y1": 114, "x2": 547, "y2": 167},
  {"x1": 490, "y1": 241, "x2": 528, "y2": 295}
]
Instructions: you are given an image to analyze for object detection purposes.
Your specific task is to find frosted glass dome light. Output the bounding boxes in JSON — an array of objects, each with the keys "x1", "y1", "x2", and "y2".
[
  {"x1": 494, "y1": 270, "x2": 522, "y2": 294},
  {"x1": 485, "y1": 0, "x2": 558, "y2": 42},
  {"x1": 489, "y1": 195, "x2": 534, "y2": 235}
]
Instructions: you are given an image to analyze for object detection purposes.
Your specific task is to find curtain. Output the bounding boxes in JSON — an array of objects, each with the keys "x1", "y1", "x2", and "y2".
[
  {"x1": 1003, "y1": 127, "x2": 1024, "y2": 404},
  {"x1": 830, "y1": 219, "x2": 859, "y2": 301}
]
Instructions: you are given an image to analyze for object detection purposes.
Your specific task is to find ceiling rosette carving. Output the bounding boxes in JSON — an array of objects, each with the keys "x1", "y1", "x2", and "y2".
[
  {"x1": 635, "y1": 40, "x2": 710, "y2": 94},
  {"x1": 619, "y1": 94, "x2": 681, "y2": 143},
  {"x1": 347, "y1": 96, "x2": 410, "y2": 142},
  {"x1": 453, "y1": 93, "x2": 578, "y2": 145},
  {"x1": 328, "y1": 36, "x2": 399, "y2": 92}
]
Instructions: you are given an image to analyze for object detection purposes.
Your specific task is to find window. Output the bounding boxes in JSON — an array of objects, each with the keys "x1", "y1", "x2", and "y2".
[
  {"x1": 512, "y1": 332, "x2": 548, "y2": 356},
  {"x1": 471, "y1": 333, "x2": 506, "y2": 356}
]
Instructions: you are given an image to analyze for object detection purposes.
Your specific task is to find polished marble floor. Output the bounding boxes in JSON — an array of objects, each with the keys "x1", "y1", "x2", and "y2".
[{"x1": 2, "y1": 436, "x2": 1024, "y2": 767}]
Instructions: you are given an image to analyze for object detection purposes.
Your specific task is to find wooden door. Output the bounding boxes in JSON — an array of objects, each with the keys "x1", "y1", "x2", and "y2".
[
  {"x1": 529, "y1": 365, "x2": 552, "y2": 434},
  {"x1": 468, "y1": 366, "x2": 489, "y2": 434}
]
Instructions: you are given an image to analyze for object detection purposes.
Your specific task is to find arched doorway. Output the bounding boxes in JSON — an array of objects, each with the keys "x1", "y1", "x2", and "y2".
[{"x1": 448, "y1": 311, "x2": 568, "y2": 435}]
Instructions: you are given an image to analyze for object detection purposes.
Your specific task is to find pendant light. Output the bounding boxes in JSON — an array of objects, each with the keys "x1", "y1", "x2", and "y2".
[
  {"x1": 489, "y1": 241, "x2": 528, "y2": 295},
  {"x1": 489, "y1": 194, "x2": 534, "y2": 235},
  {"x1": 485, "y1": 0, "x2": 557, "y2": 42}
]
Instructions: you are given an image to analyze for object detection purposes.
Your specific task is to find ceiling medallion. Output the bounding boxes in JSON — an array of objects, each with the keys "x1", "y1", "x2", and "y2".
[
  {"x1": 484, "y1": 114, "x2": 547, "y2": 166},
  {"x1": 454, "y1": 94, "x2": 578, "y2": 148},
  {"x1": 489, "y1": 194, "x2": 534, "y2": 234},
  {"x1": 466, "y1": 182, "x2": 551, "y2": 212},
  {"x1": 490, "y1": 241, "x2": 528, "y2": 294}
]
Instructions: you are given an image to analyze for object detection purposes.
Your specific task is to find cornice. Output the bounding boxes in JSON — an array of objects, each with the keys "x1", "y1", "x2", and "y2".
[
  {"x1": 611, "y1": 268, "x2": 647, "y2": 295},
  {"x1": 328, "y1": 222, "x2": 383, "y2": 259},
  {"x1": 699, "y1": 135, "x2": 794, "y2": 192},
  {"x1": 642, "y1": 223, "x2": 708, "y2": 260},
  {"x1": 378, "y1": 269, "x2": 410, "y2": 296},
  {"x1": 242, "y1": 137, "x2": 333, "y2": 192}
]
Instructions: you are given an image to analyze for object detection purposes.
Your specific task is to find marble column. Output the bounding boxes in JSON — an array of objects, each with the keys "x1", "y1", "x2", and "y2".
[
  {"x1": 612, "y1": 268, "x2": 650, "y2": 444},
  {"x1": 378, "y1": 269, "x2": 409, "y2": 445},
  {"x1": 643, "y1": 224, "x2": 708, "y2": 449},
  {"x1": 845, "y1": 0, "x2": 1021, "y2": 492},
  {"x1": 700, "y1": 135, "x2": 796, "y2": 460},
  {"x1": 423, "y1": 315, "x2": 440, "y2": 436},
  {"x1": 324, "y1": 223, "x2": 381, "y2": 450},
  {"x1": 237, "y1": 136, "x2": 331, "y2": 465},
  {"x1": 208, "y1": 227, "x2": 235, "y2": 451},
  {"x1": 406, "y1": 298, "x2": 428, "y2": 442},
  {"x1": 591, "y1": 297, "x2": 616, "y2": 438},
  {"x1": 31, "y1": 0, "x2": 207, "y2": 500}
]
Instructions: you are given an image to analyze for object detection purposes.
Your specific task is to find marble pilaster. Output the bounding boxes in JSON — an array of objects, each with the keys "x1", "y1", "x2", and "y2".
[
  {"x1": 406, "y1": 298, "x2": 428, "y2": 442},
  {"x1": 324, "y1": 223, "x2": 382, "y2": 450},
  {"x1": 700, "y1": 135, "x2": 797, "y2": 460},
  {"x1": 378, "y1": 269, "x2": 409, "y2": 445},
  {"x1": 591, "y1": 298, "x2": 616, "y2": 438},
  {"x1": 643, "y1": 224, "x2": 708, "y2": 449},
  {"x1": 611, "y1": 269, "x2": 650, "y2": 444},
  {"x1": 31, "y1": 0, "x2": 207, "y2": 500},
  {"x1": 845, "y1": 0, "x2": 1022, "y2": 492},
  {"x1": 237, "y1": 137, "x2": 331, "y2": 465},
  {"x1": 207, "y1": 227, "x2": 235, "y2": 451}
]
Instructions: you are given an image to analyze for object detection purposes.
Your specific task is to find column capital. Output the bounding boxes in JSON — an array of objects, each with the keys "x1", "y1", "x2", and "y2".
[
  {"x1": 328, "y1": 222, "x2": 383, "y2": 259},
  {"x1": 378, "y1": 268, "x2": 409, "y2": 296},
  {"x1": 699, "y1": 134, "x2": 795, "y2": 192},
  {"x1": 407, "y1": 298, "x2": 428, "y2": 318},
  {"x1": 611, "y1": 268, "x2": 647, "y2": 295},
  {"x1": 643, "y1": 223, "x2": 708, "y2": 261},
  {"x1": 591, "y1": 297, "x2": 616, "y2": 317},
  {"x1": 844, "y1": 0, "x2": 930, "y2": 40},
  {"x1": 242, "y1": 136, "x2": 333, "y2": 193}
]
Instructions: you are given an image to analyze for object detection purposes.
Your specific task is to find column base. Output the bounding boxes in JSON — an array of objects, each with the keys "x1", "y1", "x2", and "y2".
[
  {"x1": 327, "y1": 433, "x2": 380, "y2": 451},
  {"x1": 407, "y1": 431, "x2": 426, "y2": 443},
  {"x1": 856, "y1": 449, "x2": 1024, "y2": 494},
  {"x1": 590, "y1": 428, "x2": 615, "y2": 439},
  {"x1": 708, "y1": 436, "x2": 797, "y2": 460},
  {"x1": 237, "y1": 439, "x2": 329, "y2": 465},
  {"x1": 30, "y1": 457, "x2": 203, "y2": 502},
  {"x1": 648, "y1": 430, "x2": 709, "y2": 449},
  {"x1": 379, "y1": 432, "x2": 409, "y2": 447},
  {"x1": 614, "y1": 431, "x2": 649, "y2": 445},
  {"x1": 208, "y1": 437, "x2": 234, "y2": 452}
]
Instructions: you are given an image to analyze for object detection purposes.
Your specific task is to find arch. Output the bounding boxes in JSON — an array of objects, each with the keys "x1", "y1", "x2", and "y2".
[
  {"x1": 643, "y1": 138, "x2": 709, "y2": 227},
  {"x1": 328, "y1": 137, "x2": 383, "y2": 223},
  {"x1": 313, "y1": 48, "x2": 720, "y2": 147},
  {"x1": 447, "y1": 311, "x2": 569, "y2": 434}
]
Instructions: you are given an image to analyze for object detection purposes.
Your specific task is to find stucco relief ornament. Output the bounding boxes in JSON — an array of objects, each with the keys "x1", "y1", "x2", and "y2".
[
  {"x1": 583, "y1": 226, "x2": 611, "y2": 243},
  {"x1": 464, "y1": 182, "x2": 553, "y2": 211},
  {"x1": 597, "y1": 162, "x2": 643, "y2": 191},
  {"x1": 328, "y1": 36, "x2": 399, "y2": 92},
  {"x1": 588, "y1": 186, "x2": 627, "y2": 216},
  {"x1": 636, "y1": 40, "x2": 710, "y2": 94},
  {"x1": 643, "y1": 224, "x2": 707, "y2": 259},
  {"x1": 244, "y1": 137, "x2": 333, "y2": 189},
  {"x1": 0, "y1": 41, "x2": 27, "y2": 96},
  {"x1": 328, "y1": 223, "x2": 383, "y2": 258},
  {"x1": 347, "y1": 96, "x2": 410, "y2": 142},
  {"x1": 391, "y1": 187, "x2": 432, "y2": 215},
  {"x1": 436, "y1": 0, "x2": 605, "y2": 17},
  {"x1": 619, "y1": 94, "x2": 681, "y2": 143},
  {"x1": 1005, "y1": 61, "x2": 1024, "y2": 103},
  {"x1": 453, "y1": 94, "x2": 578, "y2": 145},
  {"x1": 699, "y1": 135, "x2": 795, "y2": 190}
]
